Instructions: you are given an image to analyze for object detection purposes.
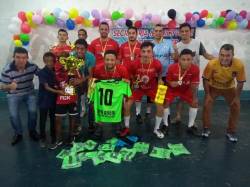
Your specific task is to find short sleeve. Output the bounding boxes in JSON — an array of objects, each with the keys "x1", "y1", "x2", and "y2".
[
  {"x1": 191, "y1": 65, "x2": 200, "y2": 84},
  {"x1": 122, "y1": 81, "x2": 132, "y2": 97},
  {"x1": 199, "y1": 42, "x2": 207, "y2": 56},
  {"x1": 202, "y1": 61, "x2": 213, "y2": 80},
  {"x1": 236, "y1": 62, "x2": 246, "y2": 82}
]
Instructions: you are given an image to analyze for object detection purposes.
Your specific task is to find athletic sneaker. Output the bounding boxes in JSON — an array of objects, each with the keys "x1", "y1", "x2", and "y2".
[
  {"x1": 153, "y1": 129, "x2": 165, "y2": 139},
  {"x1": 160, "y1": 125, "x2": 169, "y2": 135},
  {"x1": 187, "y1": 125, "x2": 200, "y2": 136},
  {"x1": 202, "y1": 128, "x2": 211, "y2": 138},
  {"x1": 120, "y1": 128, "x2": 130, "y2": 137},
  {"x1": 48, "y1": 140, "x2": 63, "y2": 150},
  {"x1": 226, "y1": 133, "x2": 238, "y2": 142},
  {"x1": 136, "y1": 114, "x2": 143, "y2": 124}
]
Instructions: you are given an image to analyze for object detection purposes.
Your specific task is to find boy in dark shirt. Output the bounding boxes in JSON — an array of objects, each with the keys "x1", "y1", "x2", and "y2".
[{"x1": 37, "y1": 52, "x2": 64, "y2": 148}]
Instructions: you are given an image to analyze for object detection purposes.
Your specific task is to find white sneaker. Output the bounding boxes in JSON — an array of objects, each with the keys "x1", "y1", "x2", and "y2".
[{"x1": 153, "y1": 129, "x2": 165, "y2": 139}]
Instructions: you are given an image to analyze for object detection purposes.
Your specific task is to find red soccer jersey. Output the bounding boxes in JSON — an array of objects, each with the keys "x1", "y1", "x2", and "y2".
[
  {"x1": 51, "y1": 44, "x2": 78, "y2": 105},
  {"x1": 166, "y1": 63, "x2": 200, "y2": 92},
  {"x1": 93, "y1": 64, "x2": 129, "y2": 80},
  {"x1": 129, "y1": 59, "x2": 162, "y2": 90},
  {"x1": 119, "y1": 41, "x2": 141, "y2": 68},
  {"x1": 88, "y1": 37, "x2": 119, "y2": 65}
]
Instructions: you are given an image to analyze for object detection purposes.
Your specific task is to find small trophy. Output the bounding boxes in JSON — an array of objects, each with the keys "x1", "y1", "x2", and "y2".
[{"x1": 59, "y1": 55, "x2": 85, "y2": 95}]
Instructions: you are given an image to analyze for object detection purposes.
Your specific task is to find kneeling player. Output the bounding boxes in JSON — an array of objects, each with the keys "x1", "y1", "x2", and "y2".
[{"x1": 160, "y1": 49, "x2": 200, "y2": 135}]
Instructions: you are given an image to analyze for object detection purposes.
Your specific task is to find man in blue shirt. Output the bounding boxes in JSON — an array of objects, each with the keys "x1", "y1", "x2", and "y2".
[{"x1": 0, "y1": 47, "x2": 39, "y2": 145}]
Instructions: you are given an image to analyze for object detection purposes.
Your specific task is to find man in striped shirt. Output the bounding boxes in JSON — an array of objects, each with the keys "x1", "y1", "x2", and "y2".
[{"x1": 0, "y1": 47, "x2": 39, "y2": 145}]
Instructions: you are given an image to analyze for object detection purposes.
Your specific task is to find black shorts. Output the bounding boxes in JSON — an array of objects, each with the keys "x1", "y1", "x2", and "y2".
[{"x1": 55, "y1": 103, "x2": 78, "y2": 116}]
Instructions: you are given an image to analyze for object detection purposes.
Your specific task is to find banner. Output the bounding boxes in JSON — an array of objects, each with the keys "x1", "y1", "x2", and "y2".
[{"x1": 111, "y1": 27, "x2": 196, "y2": 45}]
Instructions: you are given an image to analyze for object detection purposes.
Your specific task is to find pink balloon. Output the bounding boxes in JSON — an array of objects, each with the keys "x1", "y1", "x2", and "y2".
[
  {"x1": 246, "y1": 12, "x2": 250, "y2": 20},
  {"x1": 32, "y1": 14, "x2": 43, "y2": 24},
  {"x1": 185, "y1": 12, "x2": 193, "y2": 21},
  {"x1": 239, "y1": 10, "x2": 247, "y2": 18},
  {"x1": 18, "y1": 11, "x2": 27, "y2": 22},
  {"x1": 124, "y1": 8, "x2": 134, "y2": 19},
  {"x1": 152, "y1": 15, "x2": 161, "y2": 24},
  {"x1": 192, "y1": 14, "x2": 200, "y2": 21},
  {"x1": 101, "y1": 9, "x2": 111, "y2": 19},
  {"x1": 92, "y1": 19, "x2": 100, "y2": 27},
  {"x1": 21, "y1": 22, "x2": 31, "y2": 34}
]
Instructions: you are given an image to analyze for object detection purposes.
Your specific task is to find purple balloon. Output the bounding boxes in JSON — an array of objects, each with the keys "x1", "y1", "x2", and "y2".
[
  {"x1": 91, "y1": 9, "x2": 100, "y2": 19},
  {"x1": 56, "y1": 19, "x2": 65, "y2": 28},
  {"x1": 226, "y1": 11, "x2": 236, "y2": 20},
  {"x1": 117, "y1": 18, "x2": 126, "y2": 27},
  {"x1": 142, "y1": 18, "x2": 150, "y2": 27},
  {"x1": 235, "y1": 15, "x2": 243, "y2": 22}
]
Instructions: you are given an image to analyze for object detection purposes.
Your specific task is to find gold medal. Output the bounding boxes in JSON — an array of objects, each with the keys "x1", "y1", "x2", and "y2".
[
  {"x1": 130, "y1": 54, "x2": 135, "y2": 61},
  {"x1": 178, "y1": 80, "x2": 182, "y2": 86}
]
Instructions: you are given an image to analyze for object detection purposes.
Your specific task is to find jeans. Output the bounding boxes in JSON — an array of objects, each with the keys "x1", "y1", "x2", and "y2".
[{"x1": 7, "y1": 92, "x2": 37, "y2": 135}]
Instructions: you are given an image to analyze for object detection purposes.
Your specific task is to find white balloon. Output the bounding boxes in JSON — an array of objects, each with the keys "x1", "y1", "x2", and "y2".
[
  {"x1": 42, "y1": 8, "x2": 50, "y2": 17},
  {"x1": 206, "y1": 18, "x2": 213, "y2": 25},
  {"x1": 8, "y1": 24, "x2": 20, "y2": 34},
  {"x1": 161, "y1": 15, "x2": 169, "y2": 25},
  {"x1": 11, "y1": 17, "x2": 22, "y2": 25},
  {"x1": 59, "y1": 11, "x2": 69, "y2": 21}
]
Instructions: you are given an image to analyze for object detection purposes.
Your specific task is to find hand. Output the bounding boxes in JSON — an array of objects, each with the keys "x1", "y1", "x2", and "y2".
[
  {"x1": 57, "y1": 89, "x2": 66, "y2": 96},
  {"x1": 9, "y1": 81, "x2": 17, "y2": 90},
  {"x1": 170, "y1": 81, "x2": 179, "y2": 88},
  {"x1": 70, "y1": 78, "x2": 83, "y2": 86}
]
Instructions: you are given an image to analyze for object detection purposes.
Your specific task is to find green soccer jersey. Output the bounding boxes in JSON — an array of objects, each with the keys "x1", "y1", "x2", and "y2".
[{"x1": 90, "y1": 80, "x2": 132, "y2": 123}]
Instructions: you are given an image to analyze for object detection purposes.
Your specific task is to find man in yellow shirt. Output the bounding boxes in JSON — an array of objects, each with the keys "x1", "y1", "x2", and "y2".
[{"x1": 202, "y1": 44, "x2": 246, "y2": 142}]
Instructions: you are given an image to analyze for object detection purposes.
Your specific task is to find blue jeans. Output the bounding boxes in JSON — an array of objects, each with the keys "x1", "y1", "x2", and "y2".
[{"x1": 7, "y1": 92, "x2": 37, "y2": 135}]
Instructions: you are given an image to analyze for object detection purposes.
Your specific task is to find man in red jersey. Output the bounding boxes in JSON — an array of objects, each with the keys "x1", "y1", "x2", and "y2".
[
  {"x1": 49, "y1": 29, "x2": 82, "y2": 150},
  {"x1": 158, "y1": 48, "x2": 200, "y2": 137},
  {"x1": 122, "y1": 41, "x2": 165, "y2": 138},
  {"x1": 119, "y1": 26, "x2": 141, "y2": 68},
  {"x1": 88, "y1": 22, "x2": 119, "y2": 65},
  {"x1": 91, "y1": 50, "x2": 129, "y2": 139}
]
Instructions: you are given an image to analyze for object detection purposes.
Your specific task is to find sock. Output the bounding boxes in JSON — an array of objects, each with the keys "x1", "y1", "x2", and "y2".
[
  {"x1": 163, "y1": 108, "x2": 170, "y2": 126},
  {"x1": 146, "y1": 105, "x2": 151, "y2": 114},
  {"x1": 135, "y1": 102, "x2": 141, "y2": 115},
  {"x1": 124, "y1": 116, "x2": 130, "y2": 128},
  {"x1": 154, "y1": 116, "x2": 162, "y2": 131},
  {"x1": 188, "y1": 107, "x2": 198, "y2": 127}
]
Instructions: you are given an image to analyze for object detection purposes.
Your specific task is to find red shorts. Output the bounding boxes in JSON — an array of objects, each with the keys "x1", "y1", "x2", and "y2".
[
  {"x1": 132, "y1": 89, "x2": 157, "y2": 102},
  {"x1": 165, "y1": 89, "x2": 193, "y2": 105}
]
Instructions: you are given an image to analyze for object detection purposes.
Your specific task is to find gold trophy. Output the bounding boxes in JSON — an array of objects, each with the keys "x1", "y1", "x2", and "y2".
[{"x1": 59, "y1": 55, "x2": 85, "y2": 95}]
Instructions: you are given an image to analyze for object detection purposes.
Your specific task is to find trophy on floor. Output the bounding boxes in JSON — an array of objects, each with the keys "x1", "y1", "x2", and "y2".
[{"x1": 59, "y1": 55, "x2": 85, "y2": 95}]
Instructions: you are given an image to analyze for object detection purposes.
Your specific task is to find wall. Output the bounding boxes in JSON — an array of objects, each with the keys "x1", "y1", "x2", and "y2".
[{"x1": 0, "y1": 0, "x2": 249, "y2": 91}]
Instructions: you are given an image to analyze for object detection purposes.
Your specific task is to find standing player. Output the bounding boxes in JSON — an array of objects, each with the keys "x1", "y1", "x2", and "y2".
[
  {"x1": 159, "y1": 49, "x2": 200, "y2": 136},
  {"x1": 88, "y1": 22, "x2": 119, "y2": 65},
  {"x1": 172, "y1": 23, "x2": 214, "y2": 124},
  {"x1": 92, "y1": 50, "x2": 129, "y2": 138},
  {"x1": 122, "y1": 41, "x2": 164, "y2": 138},
  {"x1": 202, "y1": 44, "x2": 246, "y2": 142}
]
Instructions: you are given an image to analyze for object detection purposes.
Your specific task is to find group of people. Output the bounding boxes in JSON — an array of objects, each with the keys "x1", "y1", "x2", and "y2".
[{"x1": 0, "y1": 22, "x2": 246, "y2": 150}]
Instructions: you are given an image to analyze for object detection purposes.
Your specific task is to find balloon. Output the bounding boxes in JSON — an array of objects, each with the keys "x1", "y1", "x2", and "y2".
[
  {"x1": 75, "y1": 16, "x2": 84, "y2": 24},
  {"x1": 226, "y1": 11, "x2": 236, "y2": 20},
  {"x1": 188, "y1": 19, "x2": 196, "y2": 27},
  {"x1": 246, "y1": 12, "x2": 250, "y2": 20},
  {"x1": 227, "y1": 20, "x2": 238, "y2": 30},
  {"x1": 8, "y1": 24, "x2": 20, "y2": 34},
  {"x1": 142, "y1": 18, "x2": 150, "y2": 27},
  {"x1": 25, "y1": 11, "x2": 33, "y2": 21},
  {"x1": 53, "y1": 8, "x2": 62, "y2": 17},
  {"x1": 14, "y1": 40, "x2": 22, "y2": 47},
  {"x1": 11, "y1": 17, "x2": 22, "y2": 25},
  {"x1": 13, "y1": 34, "x2": 20, "y2": 40},
  {"x1": 239, "y1": 19, "x2": 248, "y2": 29},
  {"x1": 207, "y1": 12, "x2": 213, "y2": 18},
  {"x1": 91, "y1": 9, "x2": 101, "y2": 19},
  {"x1": 185, "y1": 12, "x2": 193, "y2": 21},
  {"x1": 235, "y1": 15, "x2": 243, "y2": 23},
  {"x1": 167, "y1": 9, "x2": 176, "y2": 19},
  {"x1": 134, "y1": 20, "x2": 142, "y2": 28},
  {"x1": 210, "y1": 19, "x2": 218, "y2": 28},
  {"x1": 216, "y1": 17, "x2": 225, "y2": 25},
  {"x1": 161, "y1": 15, "x2": 169, "y2": 25},
  {"x1": 56, "y1": 18, "x2": 65, "y2": 28},
  {"x1": 167, "y1": 20, "x2": 176, "y2": 29},
  {"x1": 32, "y1": 14, "x2": 43, "y2": 24},
  {"x1": 66, "y1": 19, "x2": 75, "y2": 30},
  {"x1": 220, "y1": 11, "x2": 227, "y2": 17},
  {"x1": 151, "y1": 15, "x2": 161, "y2": 24},
  {"x1": 101, "y1": 9, "x2": 111, "y2": 19},
  {"x1": 205, "y1": 18, "x2": 213, "y2": 25},
  {"x1": 59, "y1": 11, "x2": 69, "y2": 21},
  {"x1": 197, "y1": 19, "x2": 205, "y2": 27},
  {"x1": 92, "y1": 19, "x2": 100, "y2": 27},
  {"x1": 200, "y1": 10, "x2": 208, "y2": 18},
  {"x1": 69, "y1": 8, "x2": 79, "y2": 19},
  {"x1": 239, "y1": 10, "x2": 247, "y2": 19},
  {"x1": 21, "y1": 22, "x2": 31, "y2": 34},
  {"x1": 18, "y1": 11, "x2": 27, "y2": 22},
  {"x1": 125, "y1": 19, "x2": 133, "y2": 27},
  {"x1": 22, "y1": 41, "x2": 29, "y2": 46},
  {"x1": 80, "y1": 11, "x2": 90, "y2": 19},
  {"x1": 83, "y1": 19, "x2": 92, "y2": 27},
  {"x1": 124, "y1": 8, "x2": 134, "y2": 19},
  {"x1": 44, "y1": 15, "x2": 56, "y2": 25},
  {"x1": 111, "y1": 11, "x2": 122, "y2": 20},
  {"x1": 192, "y1": 14, "x2": 200, "y2": 21},
  {"x1": 42, "y1": 8, "x2": 50, "y2": 16},
  {"x1": 20, "y1": 33, "x2": 30, "y2": 42},
  {"x1": 144, "y1": 13, "x2": 152, "y2": 20}
]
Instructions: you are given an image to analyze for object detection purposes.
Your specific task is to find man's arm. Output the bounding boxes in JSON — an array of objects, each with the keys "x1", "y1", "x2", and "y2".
[{"x1": 0, "y1": 82, "x2": 17, "y2": 91}]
